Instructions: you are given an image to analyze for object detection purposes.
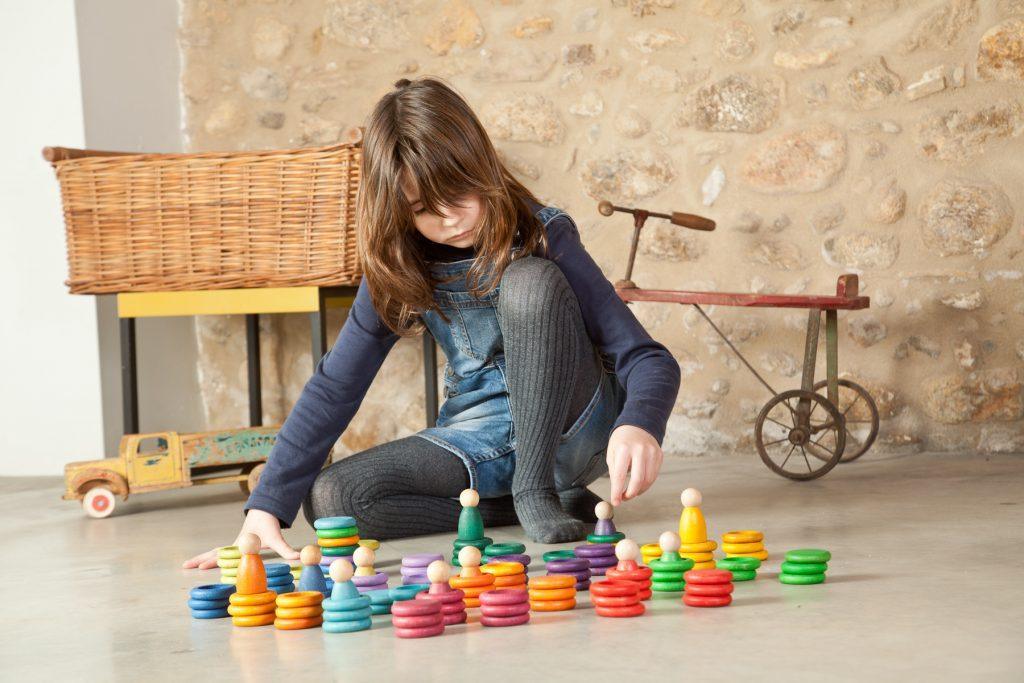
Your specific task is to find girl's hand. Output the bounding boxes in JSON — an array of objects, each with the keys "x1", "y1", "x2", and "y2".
[
  {"x1": 606, "y1": 424, "x2": 663, "y2": 506},
  {"x1": 182, "y1": 509, "x2": 300, "y2": 570}
]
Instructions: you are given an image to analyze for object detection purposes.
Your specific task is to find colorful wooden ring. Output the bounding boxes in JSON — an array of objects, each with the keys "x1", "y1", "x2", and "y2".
[
  {"x1": 729, "y1": 570, "x2": 757, "y2": 582},
  {"x1": 549, "y1": 569, "x2": 591, "y2": 584},
  {"x1": 722, "y1": 530, "x2": 764, "y2": 544},
  {"x1": 228, "y1": 602, "x2": 276, "y2": 617},
  {"x1": 779, "y1": 572, "x2": 826, "y2": 585},
  {"x1": 587, "y1": 532, "x2": 626, "y2": 544},
  {"x1": 442, "y1": 612, "x2": 467, "y2": 626},
  {"x1": 274, "y1": 616, "x2": 323, "y2": 630},
  {"x1": 463, "y1": 598, "x2": 481, "y2": 608},
  {"x1": 264, "y1": 563, "x2": 292, "y2": 576},
  {"x1": 683, "y1": 593, "x2": 732, "y2": 608},
  {"x1": 484, "y1": 542, "x2": 527, "y2": 557},
  {"x1": 275, "y1": 591, "x2": 324, "y2": 609},
  {"x1": 717, "y1": 556, "x2": 762, "y2": 571},
  {"x1": 678, "y1": 540, "x2": 717, "y2": 553},
  {"x1": 217, "y1": 546, "x2": 241, "y2": 559},
  {"x1": 686, "y1": 582, "x2": 734, "y2": 597},
  {"x1": 546, "y1": 558, "x2": 590, "y2": 573},
  {"x1": 543, "y1": 550, "x2": 577, "y2": 562},
  {"x1": 231, "y1": 613, "x2": 276, "y2": 627},
  {"x1": 590, "y1": 581, "x2": 639, "y2": 598},
  {"x1": 318, "y1": 535, "x2": 360, "y2": 548},
  {"x1": 587, "y1": 555, "x2": 618, "y2": 567},
  {"x1": 420, "y1": 589, "x2": 464, "y2": 604},
  {"x1": 529, "y1": 574, "x2": 576, "y2": 590},
  {"x1": 228, "y1": 590, "x2": 276, "y2": 606},
  {"x1": 493, "y1": 575, "x2": 527, "y2": 588},
  {"x1": 651, "y1": 580, "x2": 686, "y2": 592},
  {"x1": 480, "y1": 600, "x2": 531, "y2": 618},
  {"x1": 781, "y1": 561, "x2": 828, "y2": 575},
  {"x1": 575, "y1": 580, "x2": 591, "y2": 592},
  {"x1": 190, "y1": 608, "x2": 230, "y2": 619},
  {"x1": 323, "y1": 595, "x2": 371, "y2": 611},
  {"x1": 401, "y1": 552, "x2": 445, "y2": 568},
  {"x1": 479, "y1": 589, "x2": 529, "y2": 606},
  {"x1": 323, "y1": 618, "x2": 372, "y2": 633},
  {"x1": 726, "y1": 550, "x2": 769, "y2": 561},
  {"x1": 480, "y1": 613, "x2": 530, "y2": 627},
  {"x1": 684, "y1": 569, "x2": 732, "y2": 584},
  {"x1": 452, "y1": 537, "x2": 492, "y2": 549},
  {"x1": 641, "y1": 543, "x2": 663, "y2": 558},
  {"x1": 480, "y1": 562, "x2": 525, "y2": 577},
  {"x1": 357, "y1": 539, "x2": 380, "y2": 550},
  {"x1": 320, "y1": 545, "x2": 358, "y2": 556},
  {"x1": 394, "y1": 623, "x2": 446, "y2": 638},
  {"x1": 690, "y1": 561, "x2": 718, "y2": 570},
  {"x1": 785, "y1": 548, "x2": 831, "y2": 563},
  {"x1": 594, "y1": 603, "x2": 645, "y2": 618},
  {"x1": 392, "y1": 613, "x2": 444, "y2": 629},
  {"x1": 574, "y1": 543, "x2": 614, "y2": 558},
  {"x1": 450, "y1": 575, "x2": 494, "y2": 589},
  {"x1": 679, "y1": 551, "x2": 715, "y2": 563},
  {"x1": 216, "y1": 558, "x2": 241, "y2": 569},
  {"x1": 648, "y1": 556, "x2": 694, "y2": 573},
  {"x1": 313, "y1": 516, "x2": 357, "y2": 530},
  {"x1": 606, "y1": 566, "x2": 653, "y2": 582},
  {"x1": 323, "y1": 607, "x2": 373, "y2": 622},
  {"x1": 722, "y1": 541, "x2": 765, "y2": 554},
  {"x1": 528, "y1": 587, "x2": 576, "y2": 601},
  {"x1": 190, "y1": 584, "x2": 236, "y2": 601},
  {"x1": 440, "y1": 602, "x2": 467, "y2": 615},
  {"x1": 275, "y1": 605, "x2": 323, "y2": 619},
  {"x1": 188, "y1": 598, "x2": 230, "y2": 611},
  {"x1": 462, "y1": 586, "x2": 496, "y2": 599},
  {"x1": 392, "y1": 597, "x2": 441, "y2": 616},
  {"x1": 530, "y1": 598, "x2": 576, "y2": 612},
  {"x1": 650, "y1": 568, "x2": 686, "y2": 581},
  {"x1": 315, "y1": 525, "x2": 359, "y2": 539}
]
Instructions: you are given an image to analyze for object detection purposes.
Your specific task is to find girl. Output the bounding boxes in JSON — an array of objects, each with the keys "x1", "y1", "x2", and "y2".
[{"x1": 185, "y1": 77, "x2": 679, "y2": 569}]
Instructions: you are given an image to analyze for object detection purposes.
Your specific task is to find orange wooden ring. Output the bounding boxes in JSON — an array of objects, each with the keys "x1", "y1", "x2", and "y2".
[
  {"x1": 274, "y1": 605, "x2": 323, "y2": 619},
  {"x1": 451, "y1": 575, "x2": 495, "y2": 589},
  {"x1": 274, "y1": 616, "x2": 324, "y2": 630},
  {"x1": 231, "y1": 613, "x2": 276, "y2": 627},
  {"x1": 464, "y1": 597, "x2": 481, "y2": 608},
  {"x1": 228, "y1": 602, "x2": 276, "y2": 617},
  {"x1": 493, "y1": 574, "x2": 527, "y2": 588},
  {"x1": 528, "y1": 587, "x2": 576, "y2": 601},
  {"x1": 530, "y1": 598, "x2": 576, "y2": 611},
  {"x1": 462, "y1": 585, "x2": 497, "y2": 598},
  {"x1": 480, "y1": 562, "x2": 525, "y2": 577},
  {"x1": 528, "y1": 574, "x2": 575, "y2": 590},
  {"x1": 229, "y1": 591, "x2": 276, "y2": 606},
  {"x1": 317, "y1": 535, "x2": 360, "y2": 548},
  {"x1": 275, "y1": 591, "x2": 324, "y2": 609}
]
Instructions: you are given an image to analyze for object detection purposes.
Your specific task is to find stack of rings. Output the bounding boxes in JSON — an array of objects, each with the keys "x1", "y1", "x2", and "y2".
[
  {"x1": 274, "y1": 590, "x2": 324, "y2": 630},
  {"x1": 480, "y1": 561, "x2": 527, "y2": 591},
  {"x1": 545, "y1": 556, "x2": 591, "y2": 591},
  {"x1": 527, "y1": 574, "x2": 577, "y2": 612},
  {"x1": 322, "y1": 589, "x2": 372, "y2": 634},
  {"x1": 605, "y1": 559, "x2": 653, "y2": 600},
  {"x1": 392, "y1": 597, "x2": 445, "y2": 638},
  {"x1": 716, "y1": 556, "x2": 761, "y2": 582},
  {"x1": 722, "y1": 530, "x2": 768, "y2": 561},
  {"x1": 683, "y1": 569, "x2": 734, "y2": 608},
  {"x1": 448, "y1": 571, "x2": 494, "y2": 608},
  {"x1": 574, "y1": 543, "x2": 616, "y2": 576},
  {"x1": 780, "y1": 548, "x2": 830, "y2": 585},
  {"x1": 649, "y1": 554, "x2": 694, "y2": 593},
  {"x1": 228, "y1": 589, "x2": 277, "y2": 627},
  {"x1": 416, "y1": 586, "x2": 467, "y2": 625},
  {"x1": 591, "y1": 580, "x2": 645, "y2": 618},
  {"x1": 479, "y1": 589, "x2": 530, "y2": 627}
]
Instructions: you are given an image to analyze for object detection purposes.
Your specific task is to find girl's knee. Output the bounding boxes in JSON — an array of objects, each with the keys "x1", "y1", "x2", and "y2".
[{"x1": 499, "y1": 256, "x2": 574, "y2": 319}]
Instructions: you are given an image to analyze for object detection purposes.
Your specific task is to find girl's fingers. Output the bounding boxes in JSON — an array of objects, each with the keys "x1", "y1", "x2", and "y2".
[
  {"x1": 266, "y1": 535, "x2": 299, "y2": 561},
  {"x1": 624, "y1": 448, "x2": 647, "y2": 500},
  {"x1": 183, "y1": 548, "x2": 217, "y2": 569},
  {"x1": 607, "y1": 446, "x2": 630, "y2": 506}
]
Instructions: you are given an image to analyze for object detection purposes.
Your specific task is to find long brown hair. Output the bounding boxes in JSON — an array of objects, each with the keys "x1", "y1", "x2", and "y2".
[{"x1": 357, "y1": 77, "x2": 547, "y2": 336}]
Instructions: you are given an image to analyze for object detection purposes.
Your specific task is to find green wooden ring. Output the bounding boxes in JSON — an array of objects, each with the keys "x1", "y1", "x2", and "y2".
[
  {"x1": 648, "y1": 557, "x2": 694, "y2": 573},
  {"x1": 316, "y1": 526, "x2": 359, "y2": 539},
  {"x1": 321, "y1": 545, "x2": 358, "y2": 557},
  {"x1": 780, "y1": 561, "x2": 827, "y2": 575},
  {"x1": 649, "y1": 569, "x2": 686, "y2": 582},
  {"x1": 716, "y1": 556, "x2": 761, "y2": 571},
  {"x1": 587, "y1": 532, "x2": 625, "y2": 544},
  {"x1": 484, "y1": 542, "x2": 526, "y2": 557},
  {"x1": 779, "y1": 572, "x2": 826, "y2": 585},
  {"x1": 650, "y1": 579, "x2": 686, "y2": 592},
  {"x1": 728, "y1": 569, "x2": 757, "y2": 582},
  {"x1": 543, "y1": 550, "x2": 577, "y2": 562},
  {"x1": 784, "y1": 548, "x2": 831, "y2": 563},
  {"x1": 453, "y1": 537, "x2": 492, "y2": 549}
]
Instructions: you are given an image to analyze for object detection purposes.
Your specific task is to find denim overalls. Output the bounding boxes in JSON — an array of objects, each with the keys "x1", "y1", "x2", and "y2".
[{"x1": 413, "y1": 210, "x2": 626, "y2": 498}]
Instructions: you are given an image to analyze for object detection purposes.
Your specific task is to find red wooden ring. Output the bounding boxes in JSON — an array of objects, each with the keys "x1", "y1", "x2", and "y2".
[
  {"x1": 591, "y1": 594, "x2": 641, "y2": 608},
  {"x1": 442, "y1": 611, "x2": 467, "y2": 625},
  {"x1": 683, "y1": 593, "x2": 732, "y2": 608},
  {"x1": 394, "y1": 624, "x2": 445, "y2": 638},
  {"x1": 606, "y1": 567, "x2": 653, "y2": 582},
  {"x1": 479, "y1": 589, "x2": 529, "y2": 606},
  {"x1": 684, "y1": 569, "x2": 733, "y2": 584},
  {"x1": 595, "y1": 603, "x2": 646, "y2": 618},
  {"x1": 686, "y1": 582, "x2": 734, "y2": 597},
  {"x1": 590, "y1": 581, "x2": 639, "y2": 598}
]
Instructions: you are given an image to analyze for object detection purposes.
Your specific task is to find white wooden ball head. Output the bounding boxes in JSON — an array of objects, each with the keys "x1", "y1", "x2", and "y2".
[
  {"x1": 237, "y1": 532, "x2": 260, "y2": 555},
  {"x1": 427, "y1": 560, "x2": 451, "y2": 584},
  {"x1": 329, "y1": 558, "x2": 354, "y2": 583},
  {"x1": 681, "y1": 488, "x2": 702, "y2": 508},
  {"x1": 460, "y1": 489, "x2": 480, "y2": 508},
  {"x1": 595, "y1": 501, "x2": 613, "y2": 521},
  {"x1": 458, "y1": 546, "x2": 482, "y2": 568},
  {"x1": 300, "y1": 544, "x2": 321, "y2": 566},
  {"x1": 353, "y1": 546, "x2": 374, "y2": 569},
  {"x1": 659, "y1": 531, "x2": 681, "y2": 554},
  {"x1": 615, "y1": 538, "x2": 640, "y2": 561}
]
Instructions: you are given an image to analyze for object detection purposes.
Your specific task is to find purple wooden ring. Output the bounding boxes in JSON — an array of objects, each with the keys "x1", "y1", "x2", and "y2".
[
  {"x1": 400, "y1": 565, "x2": 432, "y2": 577},
  {"x1": 590, "y1": 567, "x2": 609, "y2": 577},
  {"x1": 587, "y1": 555, "x2": 618, "y2": 567},
  {"x1": 352, "y1": 572, "x2": 388, "y2": 587},
  {"x1": 486, "y1": 554, "x2": 531, "y2": 567},
  {"x1": 480, "y1": 601, "x2": 530, "y2": 618},
  {"x1": 402, "y1": 553, "x2": 444, "y2": 568},
  {"x1": 481, "y1": 613, "x2": 530, "y2": 627},
  {"x1": 575, "y1": 580, "x2": 591, "y2": 592},
  {"x1": 574, "y1": 543, "x2": 614, "y2": 558},
  {"x1": 547, "y1": 558, "x2": 590, "y2": 572},
  {"x1": 548, "y1": 569, "x2": 591, "y2": 583},
  {"x1": 479, "y1": 589, "x2": 529, "y2": 606},
  {"x1": 394, "y1": 624, "x2": 445, "y2": 638}
]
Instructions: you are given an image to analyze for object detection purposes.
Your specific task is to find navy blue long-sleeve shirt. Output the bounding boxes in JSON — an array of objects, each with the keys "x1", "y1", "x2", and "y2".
[{"x1": 245, "y1": 210, "x2": 681, "y2": 526}]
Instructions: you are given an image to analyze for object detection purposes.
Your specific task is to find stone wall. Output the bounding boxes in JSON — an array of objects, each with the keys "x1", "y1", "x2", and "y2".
[{"x1": 179, "y1": 0, "x2": 1024, "y2": 460}]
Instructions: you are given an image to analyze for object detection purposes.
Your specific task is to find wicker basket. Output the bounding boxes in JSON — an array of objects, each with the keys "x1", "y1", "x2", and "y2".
[{"x1": 43, "y1": 137, "x2": 363, "y2": 294}]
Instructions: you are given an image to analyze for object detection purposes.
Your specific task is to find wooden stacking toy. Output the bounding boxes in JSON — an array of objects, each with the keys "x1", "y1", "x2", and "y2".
[
  {"x1": 296, "y1": 545, "x2": 328, "y2": 595},
  {"x1": 543, "y1": 550, "x2": 577, "y2": 562},
  {"x1": 591, "y1": 580, "x2": 644, "y2": 618},
  {"x1": 449, "y1": 547, "x2": 496, "y2": 607},
  {"x1": 481, "y1": 560, "x2": 527, "y2": 590},
  {"x1": 389, "y1": 584, "x2": 431, "y2": 603},
  {"x1": 364, "y1": 589, "x2": 394, "y2": 615},
  {"x1": 392, "y1": 596, "x2": 445, "y2": 638},
  {"x1": 483, "y1": 541, "x2": 530, "y2": 571},
  {"x1": 415, "y1": 560, "x2": 467, "y2": 625},
  {"x1": 265, "y1": 562, "x2": 295, "y2": 594},
  {"x1": 289, "y1": 563, "x2": 302, "y2": 583},
  {"x1": 322, "y1": 559, "x2": 373, "y2": 634},
  {"x1": 588, "y1": 501, "x2": 625, "y2": 544},
  {"x1": 678, "y1": 488, "x2": 717, "y2": 569},
  {"x1": 274, "y1": 590, "x2": 324, "y2": 630},
  {"x1": 683, "y1": 568, "x2": 734, "y2": 607},
  {"x1": 352, "y1": 546, "x2": 388, "y2": 593},
  {"x1": 605, "y1": 539, "x2": 653, "y2": 600},
  {"x1": 780, "y1": 548, "x2": 830, "y2": 585},
  {"x1": 401, "y1": 553, "x2": 443, "y2": 585},
  {"x1": 574, "y1": 542, "x2": 616, "y2": 576},
  {"x1": 545, "y1": 555, "x2": 591, "y2": 592},
  {"x1": 314, "y1": 515, "x2": 360, "y2": 563},
  {"x1": 640, "y1": 542, "x2": 662, "y2": 565},
  {"x1": 722, "y1": 529, "x2": 769, "y2": 561},
  {"x1": 217, "y1": 545, "x2": 241, "y2": 585},
  {"x1": 648, "y1": 531, "x2": 695, "y2": 593},
  {"x1": 717, "y1": 555, "x2": 761, "y2": 582},
  {"x1": 227, "y1": 533, "x2": 277, "y2": 627},
  {"x1": 528, "y1": 574, "x2": 577, "y2": 612},
  {"x1": 188, "y1": 583, "x2": 234, "y2": 619},
  {"x1": 479, "y1": 589, "x2": 530, "y2": 627},
  {"x1": 452, "y1": 489, "x2": 492, "y2": 566}
]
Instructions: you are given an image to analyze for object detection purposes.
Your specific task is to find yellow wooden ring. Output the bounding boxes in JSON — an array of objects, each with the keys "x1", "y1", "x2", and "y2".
[
  {"x1": 528, "y1": 574, "x2": 575, "y2": 590},
  {"x1": 317, "y1": 535, "x2": 360, "y2": 548},
  {"x1": 229, "y1": 590, "x2": 276, "y2": 606},
  {"x1": 274, "y1": 616, "x2": 323, "y2": 630},
  {"x1": 275, "y1": 591, "x2": 324, "y2": 609},
  {"x1": 232, "y1": 613, "x2": 276, "y2": 627},
  {"x1": 220, "y1": 576, "x2": 238, "y2": 585},
  {"x1": 274, "y1": 605, "x2": 323, "y2": 619},
  {"x1": 217, "y1": 546, "x2": 241, "y2": 560},
  {"x1": 358, "y1": 539, "x2": 380, "y2": 550},
  {"x1": 722, "y1": 541, "x2": 764, "y2": 554},
  {"x1": 722, "y1": 530, "x2": 763, "y2": 544},
  {"x1": 228, "y1": 602, "x2": 276, "y2": 617},
  {"x1": 216, "y1": 558, "x2": 240, "y2": 569},
  {"x1": 678, "y1": 541, "x2": 717, "y2": 553},
  {"x1": 640, "y1": 543, "x2": 663, "y2": 560},
  {"x1": 680, "y1": 552, "x2": 715, "y2": 563},
  {"x1": 691, "y1": 560, "x2": 717, "y2": 570},
  {"x1": 480, "y1": 561, "x2": 525, "y2": 577},
  {"x1": 726, "y1": 549, "x2": 769, "y2": 561},
  {"x1": 528, "y1": 587, "x2": 576, "y2": 601},
  {"x1": 219, "y1": 568, "x2": 238, "y2": 577}
]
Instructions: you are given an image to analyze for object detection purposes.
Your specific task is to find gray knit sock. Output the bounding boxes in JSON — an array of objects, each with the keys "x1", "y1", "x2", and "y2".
[{"x1": 499, "y1": 257, "x2": 604, "y2": 544}]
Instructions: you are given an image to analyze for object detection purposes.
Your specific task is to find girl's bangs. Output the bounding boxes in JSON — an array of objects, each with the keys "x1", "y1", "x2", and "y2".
[{"x1": 401, "y1": 143, "x2": 497, "y2": 215}]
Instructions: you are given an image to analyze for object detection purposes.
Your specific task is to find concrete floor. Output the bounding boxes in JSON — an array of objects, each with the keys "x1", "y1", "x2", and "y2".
[{"x1": 3, "y1": 451, "x2": 1023, "y2": 681}]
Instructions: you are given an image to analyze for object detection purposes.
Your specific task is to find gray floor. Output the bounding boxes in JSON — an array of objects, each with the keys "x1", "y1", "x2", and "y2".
[{"x1": 3, "y1": 451, "x2": 1023, "y2": 681}]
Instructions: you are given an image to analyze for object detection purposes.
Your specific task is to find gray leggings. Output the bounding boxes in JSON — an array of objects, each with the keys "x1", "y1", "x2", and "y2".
[{"x1": 302, "y1": 257, "x2": 606, "y2": 539}]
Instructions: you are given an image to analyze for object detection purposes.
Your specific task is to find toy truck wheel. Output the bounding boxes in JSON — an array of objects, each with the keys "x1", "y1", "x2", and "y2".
[
  {"x1": 239, "y1": 463, "x2": 265, "y2": 496},
  {"x1": 82, "y1": 486, "x2": 116, "y2": 518}
]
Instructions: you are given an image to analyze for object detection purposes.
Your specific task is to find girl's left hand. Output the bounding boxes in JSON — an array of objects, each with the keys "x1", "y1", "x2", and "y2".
[{"x1": 606, "y1": 424, "x2": 663, "y2": 506}]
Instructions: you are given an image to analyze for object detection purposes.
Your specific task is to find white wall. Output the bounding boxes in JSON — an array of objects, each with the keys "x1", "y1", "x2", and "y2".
[{"x1": 0, "y1": 3, "x2": 105, "y2": 474}]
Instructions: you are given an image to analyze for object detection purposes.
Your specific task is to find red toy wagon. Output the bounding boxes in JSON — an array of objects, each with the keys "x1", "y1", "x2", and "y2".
[{"x1": 599, "y1": 200, "x2": 880, "y2": 481}]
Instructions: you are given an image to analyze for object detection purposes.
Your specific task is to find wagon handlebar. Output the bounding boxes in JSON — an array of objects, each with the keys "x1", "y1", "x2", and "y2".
[{"x1": 597, "y1": 200, "x2": 716, "y2": 232}]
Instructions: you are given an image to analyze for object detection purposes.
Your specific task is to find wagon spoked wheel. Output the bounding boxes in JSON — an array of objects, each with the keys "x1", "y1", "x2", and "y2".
[
  {"x1": 755, "y1": 389, "x2": 845, "y2": 481},
  {"x1": 809, "y1": 379, "x2": 879, "y2": 463}
]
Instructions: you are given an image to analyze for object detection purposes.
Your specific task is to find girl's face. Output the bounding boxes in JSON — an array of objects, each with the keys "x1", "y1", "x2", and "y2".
[{"x1": 401, "y1": 173, "x2": 482, "y2": 248}]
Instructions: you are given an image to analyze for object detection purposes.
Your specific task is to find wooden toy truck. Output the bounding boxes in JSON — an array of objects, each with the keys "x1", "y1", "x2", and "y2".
[{"x1": 62, "y1": 426, "x2": 278, "y2": 518}]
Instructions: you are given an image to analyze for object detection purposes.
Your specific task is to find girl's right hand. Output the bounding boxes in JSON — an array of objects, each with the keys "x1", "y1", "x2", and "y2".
[{"x1": 182, "y1": 509, "x2": 300, "y2": 570}]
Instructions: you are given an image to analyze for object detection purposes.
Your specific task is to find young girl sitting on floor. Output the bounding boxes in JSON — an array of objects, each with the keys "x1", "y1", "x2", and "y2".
[{"x1": 185, "y1": 77, "x2": 679, "y2": 569}]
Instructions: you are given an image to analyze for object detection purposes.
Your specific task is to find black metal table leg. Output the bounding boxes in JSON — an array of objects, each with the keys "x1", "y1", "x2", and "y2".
[
  {"x1": 423, "y1": 333, "x2": 438, "y2": 427},
  {"x1": 310, "y1": 290, "x2": 328, "y2": 371},
  {"x1": 120, "y1": 317, "x2": 139, "y2": 434},
  {"x1": 246, "y1": 314, "x2": 262, "y2": 427}
]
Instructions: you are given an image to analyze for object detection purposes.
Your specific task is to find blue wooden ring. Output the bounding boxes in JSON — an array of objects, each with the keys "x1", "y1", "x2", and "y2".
[
  {"x1": 189, "y1": 584, "x2": 236, "y2": 601},
  {"x1": 190, "y1": 607, "x2": 230, "y2": 619},
  {"x1": 187, "y1": 597, "x2": 229, "y2": 610},
  {"x1": 323, "y1": 595, "x2": 371, "y2": 611},
  {"x1": 314, "y1": 516, "x2": 358, "y2": 530},
  {"x1": 323, "y1": 618, "x2": 372, "y2": 633},
  {"x1": 390, "y1": 584, "x2": 429, "y2": 601},
  {"x1": 264, "y1": 563, "x2": 292, "y2": 576}
]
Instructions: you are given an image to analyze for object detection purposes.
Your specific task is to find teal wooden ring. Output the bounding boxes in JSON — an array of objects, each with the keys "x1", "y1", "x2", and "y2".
[
  {"x1": 321, "y1": 545, "x2": 358, "y2": 556},
  {"x1": 543, "y1": 550, "x2": 577, "y2": 562},
  {"x1": 323, "y1": 606, "x2": 373, "y2": 622},
  {"x1": 453, "y1": 537, "x2": 493, "y2": 549},
  {"x1": 390, "y1": 584, "x2": 430, "y2": 601},
  {"x1": 484, "y1": 542, "x2": 526, "y2": 557},
  {"x1": 323, "y1": 618, "x2": 372, "y2": 633},
  {"x1": 314, "y1": 516, "x2": 358, "y2": 530},
  {"x1": 323, "y1": 595, "x2": 371, "y2": 611}
]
